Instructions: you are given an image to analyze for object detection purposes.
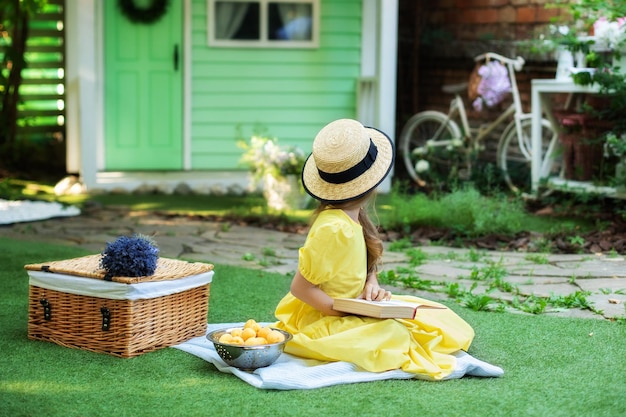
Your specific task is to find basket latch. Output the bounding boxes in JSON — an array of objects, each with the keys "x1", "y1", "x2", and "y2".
[
  {"x1": 40, "y1": 298, "x2": 52, "y2": 320},
  {"x1": 100, "y1": 307, "x2": 111, "y2": 331}
]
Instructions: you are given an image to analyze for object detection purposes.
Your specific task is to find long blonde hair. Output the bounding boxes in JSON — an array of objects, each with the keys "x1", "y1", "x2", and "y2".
[{"x1": 312, "y1": 192, "x2": 383, "y2": 275}]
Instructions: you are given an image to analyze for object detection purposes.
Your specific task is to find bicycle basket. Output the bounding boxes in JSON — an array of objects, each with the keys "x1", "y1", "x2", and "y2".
[{"x1": 467, "y1": 62, "x2": 483, "y2": 101}]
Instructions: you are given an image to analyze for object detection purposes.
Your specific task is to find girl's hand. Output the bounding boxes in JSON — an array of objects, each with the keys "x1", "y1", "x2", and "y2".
[
  {"x1": 360, "y1": 271, "x2": 392, "y2": 301},
  {"x1": 360, "y1": 281, "x2": 391, "y2": 301}
]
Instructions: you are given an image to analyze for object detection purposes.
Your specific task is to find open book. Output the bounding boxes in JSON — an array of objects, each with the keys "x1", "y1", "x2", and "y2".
[{"x1": 333, "y1": 298, "x2": 445, "y2": 319}]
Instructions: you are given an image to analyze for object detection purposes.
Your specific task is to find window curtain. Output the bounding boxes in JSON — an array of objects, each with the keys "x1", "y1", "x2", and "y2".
[
  {"x1": 215, "y1": 2, "x2": 250, "y2": 39},
  {"x1": 276, "y1": 3, "x2": 311, "y2": 40}
]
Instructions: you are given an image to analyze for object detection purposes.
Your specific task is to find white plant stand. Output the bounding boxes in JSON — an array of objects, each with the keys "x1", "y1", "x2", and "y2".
[{"x1": 530, "y1": 78, "x2": 626, "y2": 199}]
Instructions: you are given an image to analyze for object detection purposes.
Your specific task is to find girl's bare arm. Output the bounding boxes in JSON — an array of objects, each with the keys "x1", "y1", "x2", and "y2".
[{"x1": 290, "y1": 270, "x2": 345, "y2": 316}]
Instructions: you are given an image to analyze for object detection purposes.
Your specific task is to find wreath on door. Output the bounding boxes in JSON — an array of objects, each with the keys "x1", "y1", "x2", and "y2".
[{"x1": 119, "y1": 0, "x2": 169, "y2": 24}]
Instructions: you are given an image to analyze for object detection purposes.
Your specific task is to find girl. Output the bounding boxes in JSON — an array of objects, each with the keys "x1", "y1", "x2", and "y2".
[{"x1": 273, "y1": 119, "x2": 475, "y2": 380}]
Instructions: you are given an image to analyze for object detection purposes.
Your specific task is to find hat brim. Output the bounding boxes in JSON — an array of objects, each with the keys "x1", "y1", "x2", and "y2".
[{"x1": 302, "y1": 127, "x2": 395, "y2": 203}]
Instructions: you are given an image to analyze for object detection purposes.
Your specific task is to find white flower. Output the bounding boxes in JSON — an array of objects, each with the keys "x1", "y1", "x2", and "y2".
[
  {"x1": 238, "y1": 135, "x2": 306, "y2": 186},
  {"x1": 558, "y1": 25, "x2": 570, "y2": 36},
  {"x1": 451, "y1": 138, "x2": 464, "y2": 147},
  {"x1": 594, "y1": 17, "x2": 626, "y2": 52},
  {"x1": 411, "y1": 146, "x2": 428, "y2": 156},
  {"x1": 415, "y1": 159, "x2": 430, "y2": 173}
]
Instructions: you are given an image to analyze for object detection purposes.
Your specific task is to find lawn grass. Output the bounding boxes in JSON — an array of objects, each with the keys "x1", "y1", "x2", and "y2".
[
  {"x1": 1, "y1": 239, "x2": 624, "y2": 417},
  {"x1": 1, "y1": 178, "x2": 595, "y2": 239}
]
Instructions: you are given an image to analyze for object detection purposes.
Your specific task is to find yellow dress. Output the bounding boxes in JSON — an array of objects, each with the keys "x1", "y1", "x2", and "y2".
[{"x1": 274, "y1": 209, "x2": 475, "y2": 380}]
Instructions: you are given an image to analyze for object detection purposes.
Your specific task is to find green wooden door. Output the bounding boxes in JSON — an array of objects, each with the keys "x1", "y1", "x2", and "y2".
[{"x1": 104, "y1": 2, "x2": 183, "y2": 170}]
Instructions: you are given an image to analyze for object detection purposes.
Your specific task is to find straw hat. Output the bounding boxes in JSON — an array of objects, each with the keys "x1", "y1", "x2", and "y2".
[{"x1": 302, "y1": 119, "x2": 395, "y2": 203}]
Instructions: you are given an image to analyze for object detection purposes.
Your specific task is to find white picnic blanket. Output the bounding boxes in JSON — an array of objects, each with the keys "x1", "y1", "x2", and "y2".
[
  {"x1": 0, "y1": 199, "x2": 80, "y2": 225},
  {"x1": 173, "y1": 322, "x2": 503, "y2": 390}
]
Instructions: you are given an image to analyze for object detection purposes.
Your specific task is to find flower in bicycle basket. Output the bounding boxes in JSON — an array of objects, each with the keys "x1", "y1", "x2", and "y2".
[
  {"x1": 99, "y1": 234, "x2": 159, "y2": 278},
  {"x1": 472, "y1": 61, "x2": 511, "y2": 112},
  {"x1": 415, "y1": 159, "x2": 430, "y2": 173}
]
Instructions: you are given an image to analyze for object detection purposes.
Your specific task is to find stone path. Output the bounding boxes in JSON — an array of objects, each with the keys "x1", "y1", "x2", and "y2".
[{"x1": 2, "y1": 206, "x2": 625, "y2": 321}]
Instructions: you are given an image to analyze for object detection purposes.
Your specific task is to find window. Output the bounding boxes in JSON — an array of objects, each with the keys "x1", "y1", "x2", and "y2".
[{"x1": 207, "y1": 0, "x2": 319, "y2": 48}]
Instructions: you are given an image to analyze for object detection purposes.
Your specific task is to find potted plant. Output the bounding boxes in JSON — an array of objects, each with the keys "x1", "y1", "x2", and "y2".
[
  {"x1": 238, "y1": 134, "x2": 307, "y2": 211},
  {"x1": 579, "y1": 17, "x2": 626, "y2": 185},
  {"x1": 546, "y1": 1, "x2": 626, "y2": 184},
  {"x1": 604, "y1": 132, "x2": 626, "y2": 191}
]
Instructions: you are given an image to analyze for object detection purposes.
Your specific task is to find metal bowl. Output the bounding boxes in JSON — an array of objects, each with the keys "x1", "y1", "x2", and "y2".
[{"x1": 206, "y1": 327, "x2": 292, "y2": 371}]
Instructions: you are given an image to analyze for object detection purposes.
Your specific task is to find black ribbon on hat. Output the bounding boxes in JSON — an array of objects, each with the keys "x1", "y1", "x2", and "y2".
[{"x1": 318, "y1": 139, "x2": 378, "y2": 184}]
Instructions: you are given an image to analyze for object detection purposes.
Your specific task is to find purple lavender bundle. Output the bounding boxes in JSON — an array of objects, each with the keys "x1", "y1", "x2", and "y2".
[{"x1": 99, "y1": 234, "x2": 159, "y2": 278}]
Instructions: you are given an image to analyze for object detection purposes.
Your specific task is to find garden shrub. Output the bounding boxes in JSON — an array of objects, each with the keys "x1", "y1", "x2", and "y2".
[{"x1": 383, "y1": 186, "x2": 526, "y2": 237}]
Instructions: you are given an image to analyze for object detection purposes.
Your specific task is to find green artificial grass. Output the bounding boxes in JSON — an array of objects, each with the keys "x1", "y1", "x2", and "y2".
[{"x1": 1, "y1": 239, "x2": 625, "y2": 417}]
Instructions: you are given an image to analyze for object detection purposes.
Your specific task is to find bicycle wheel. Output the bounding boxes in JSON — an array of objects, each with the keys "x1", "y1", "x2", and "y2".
[
  {"x1": 399, "y1": 111, "x2": 463, "y2": 187},
  {"x1": 497, "y1": 117, "x2": 563, "y2": 197}
]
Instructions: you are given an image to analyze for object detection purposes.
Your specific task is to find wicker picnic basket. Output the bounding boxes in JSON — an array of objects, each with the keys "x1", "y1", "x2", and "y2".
[{"x1": 25, "y1": 255, "x2": 214, "y2": 358}]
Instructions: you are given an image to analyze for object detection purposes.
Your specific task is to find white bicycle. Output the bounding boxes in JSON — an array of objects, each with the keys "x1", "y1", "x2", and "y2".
[{"x1": 399, "y1": 52, "x2": 562, "y2": 196}]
